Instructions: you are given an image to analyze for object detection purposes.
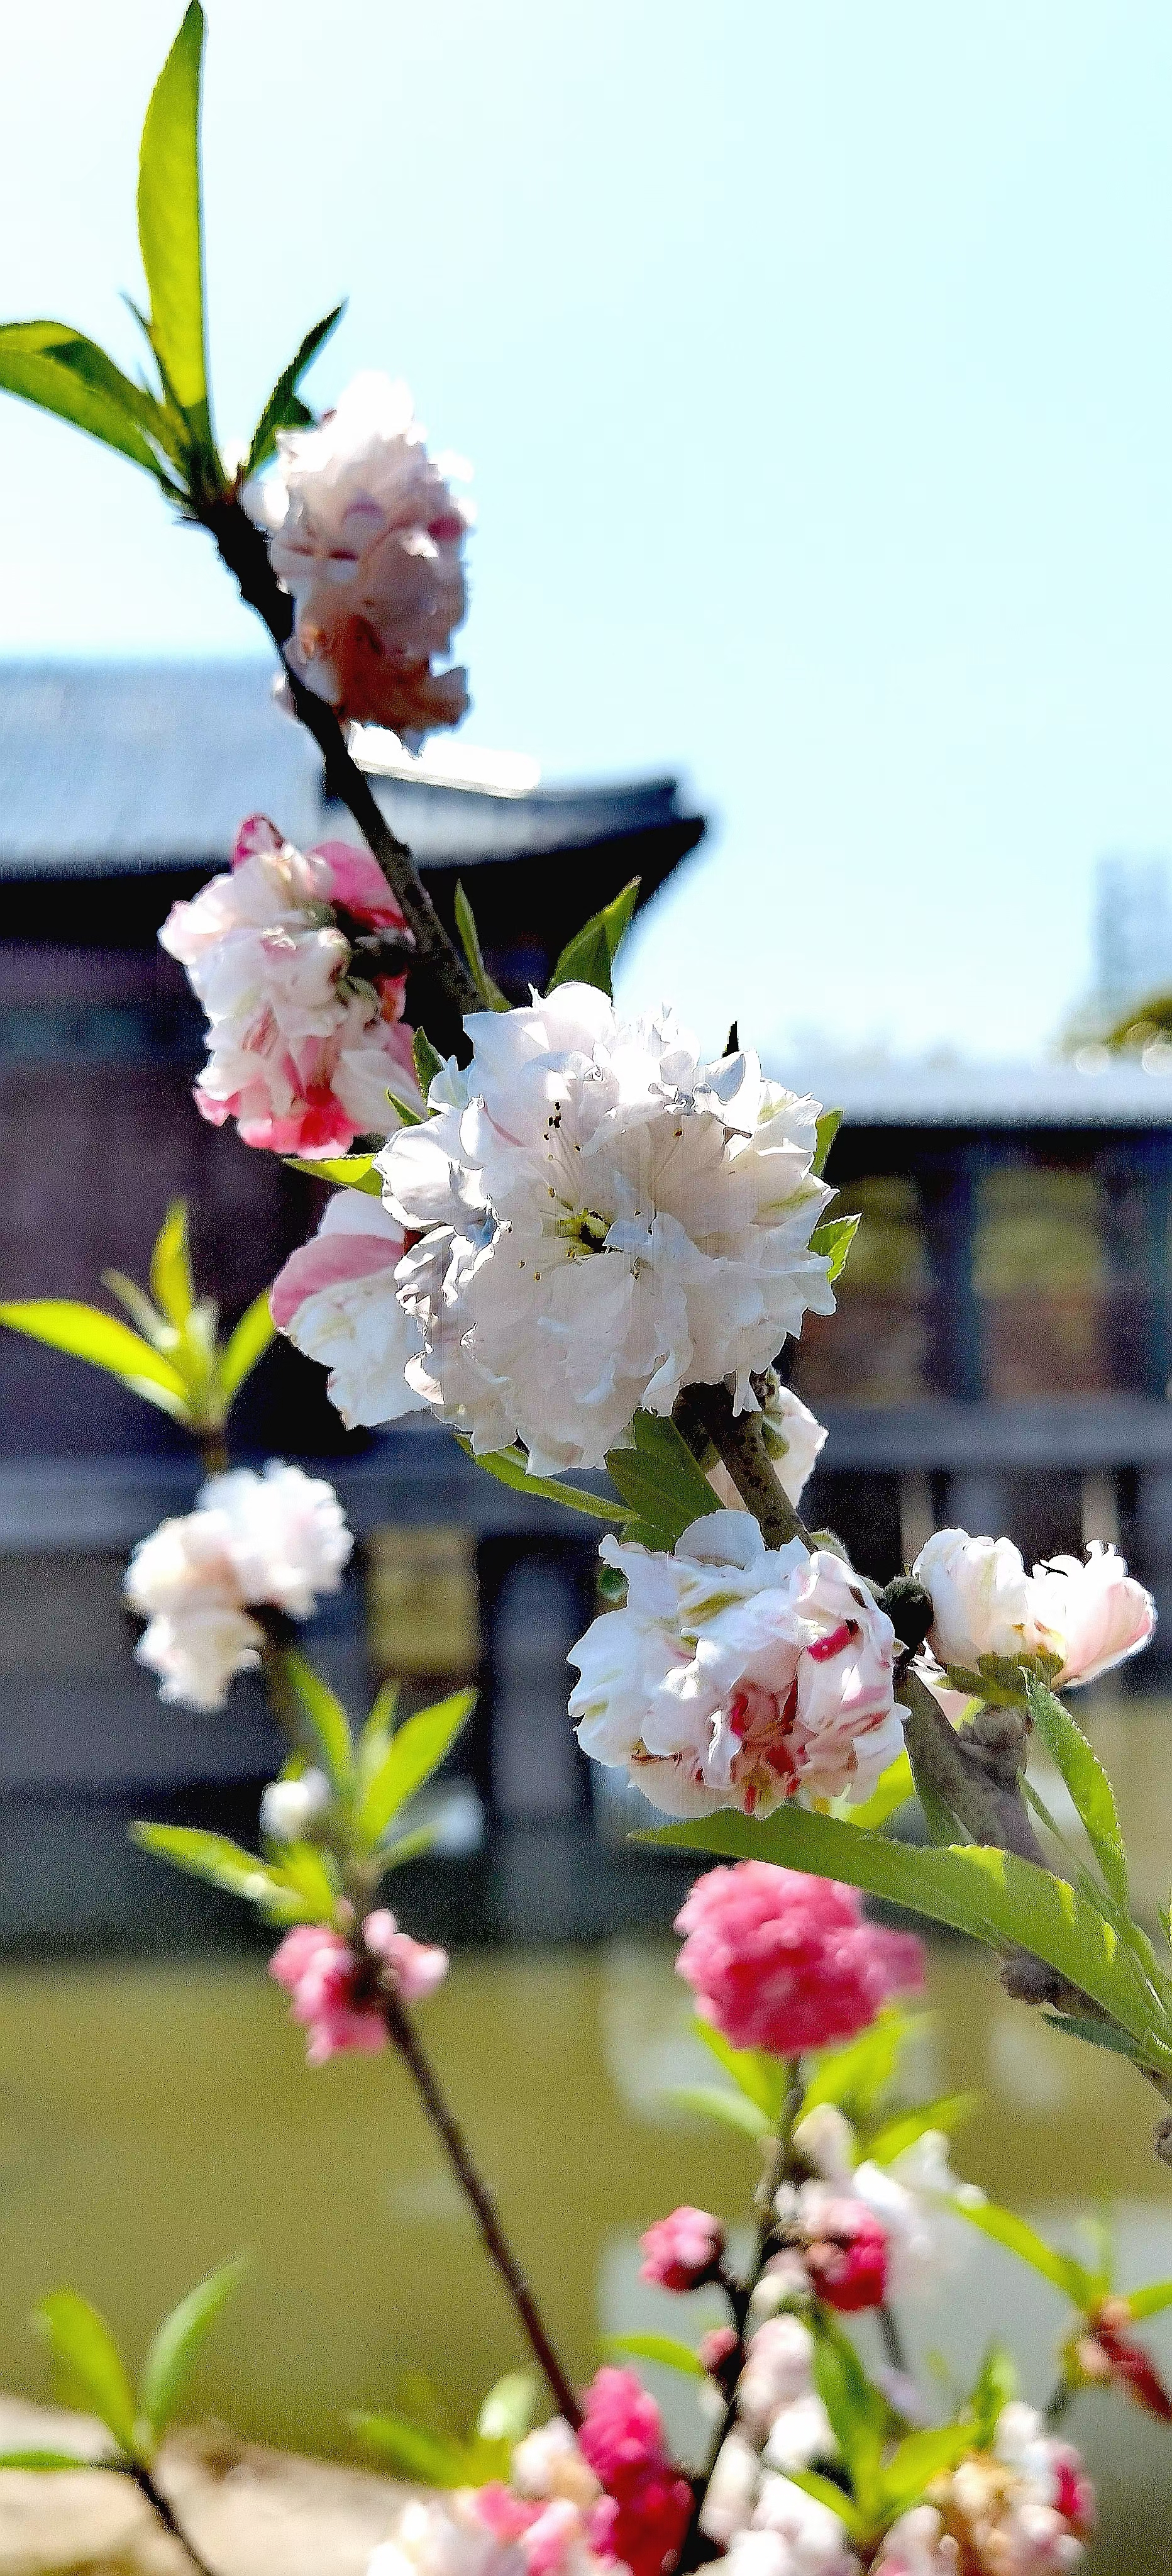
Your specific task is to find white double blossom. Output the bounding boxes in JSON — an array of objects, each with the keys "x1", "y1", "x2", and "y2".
[
  {"x1": 568, "y1": 1509, "x2": 900, "y2": 1818},
  {"x1": 912, "y1": 1530, "x2": 1155, "y2": 1690},
  {"x1": 245, "y1": 371, "x2": 472, "y2": 740},
  {"x1": 784, "y1": 2104, "x2": 983, "y2": 2302},
  {"x1": 371, "y1": 985, "x2": 835, "y2": 1475},
  {"x1": 124, "y1": 1463, "x2": 351, "y2": 1709},
  {"x1": 269, "y1": 1189, "x2": 428, "y2": 1428}
]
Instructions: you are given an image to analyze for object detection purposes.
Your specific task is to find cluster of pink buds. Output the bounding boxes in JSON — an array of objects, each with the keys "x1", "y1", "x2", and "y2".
[
  {"x1": 268, "y1": 1909, "x2": 448, "y2": 2066},
  {"x1": 577, "y1": 2370, "x2": 694, "y2": 2576}
]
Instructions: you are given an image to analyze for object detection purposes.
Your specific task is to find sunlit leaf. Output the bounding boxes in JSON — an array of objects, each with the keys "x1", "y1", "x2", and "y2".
[
  {"x1": 967, "y1": 2343, "x2": 1016, "y2": 2448},
  {"x1": 412, "y1": 1028, "x2": 446, "y2": 1100},
  {"x1": 812, "y1": 2317, "x2": 885, "y2": 2510},
  {"x1": 693, "y1": 2019, "x2": 787, "y2": 2118},
  {"x1": 0, "y1": 323, "x2": 176, "y2": 478},
  {"x1": 285, "y1": 1153, "x2": 383, "y2": 1194},
  {"x1": 954, "y1": 2201, "x2": 1097, "y2": 2308},
  {"x1": 285, "y1": 1652, "x2": 355, "y2": 1796},
  {"x1": 1043, "y1": 2011, "x2": 1146, "y2": 2062},
  {"x1": 784, "y1": 2468, "x2": 865, "y2": 2538},
  {"x1": 0, "y1": 2448, "x2": 92, "y2": 2470},
  {"x1": 220, "y1": 1290, "x2": 277, "y2": 1399},
  {"x1": 880, "y1": 2421, "x2": 973, "y2": 2517},
  {"x1": 800, "y1": 2006, "x2": 922, "y2": 2124},
  {"x1": 1125, "y1": 2280, "x2": 1172, "y2": 2319},
  {"x1": 137, "y1": 3, "x2": 210, "y2": 440},
  {"x1": 548, "y1": 879, "x2": 640, "y2": 997},
  {"x1": 812, "y1": 1109, "x2": 842, "y2": 1178},
  {"x1": 1026, "y1": 1676, "x2": 1129, "y2": 1909},
  {"x1": 148, "y1": 1198, "x2": 195, "y2": 1330},
  {"x1": 604, "y1": 1411, "x2": 719, "y2": 1552},
  {"x1": 454, "y1": 881, "x2": 509, "y2": 1010},
  {"x1": 865, "y1": 2094, "x2": 980, "y2": 2165},
  {"x1": 810, "y1": 1213, "x2": 860, "y2": 1284},
  {"x1": 0, "y1": 1300, "x2": 191, "y2": 1413},
  {"x1": 350, "y1": 2412, "x2": 472, "y2": 2485},
  {"x1": 130, "y1": 1824, "x2": 304, "y2": 1923},
  {"x1": 136, "y1": 2257, "x2": 246, "y2": 2441},
  {"x1": 602, "y1": 2333, "x2": 704, "y2": 2377},
  {"x1": 244, "y1": 304, "x2": 344, "y2": 478},
  {"x1": 355, "y1": 1691, "x2": 475, "y2": 1848},
  {"x1": 458, "y1": 1440, "x2": 625, "y2": 1523},
  {"x1": 837, "y1": 1752, "x2": 915, "y2": 1831},
  {"x1": 274, "y1": 1841, "x2": 339, "y2": 1921},
  {"x1": 33, "y1": 2294, "x2": 136, "y2": 2453}
]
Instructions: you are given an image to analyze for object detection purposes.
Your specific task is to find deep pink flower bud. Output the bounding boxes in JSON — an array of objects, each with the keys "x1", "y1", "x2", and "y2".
[
  {"x1": 802, "y1": 2201, "x2": 889, "y2": 2312},
  {"x1": 698, "y1": 2326, "x2": 740, "y2": 2382},
  {"x1": 675, "y1": 1862, "x2": 924, "y2": 2057},
  {"x1": 639, "y1": 2207, "x2": 725, "y2": 2293}
]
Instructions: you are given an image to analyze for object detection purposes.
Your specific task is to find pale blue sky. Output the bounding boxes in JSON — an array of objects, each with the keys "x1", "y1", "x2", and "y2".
[{"x1": 1, "y1": 3, "x2": 1171, "y2": 1063}]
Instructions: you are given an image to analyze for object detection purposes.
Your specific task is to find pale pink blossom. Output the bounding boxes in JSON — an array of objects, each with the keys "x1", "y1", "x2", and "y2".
[
  {"x1": 674, "y1": 1863, "x2": 923, "y2": 2057},
  {"x1": 160, "y1": 813, "x2": 420, "y2": 1157},
  {"x1": 734, "y1": 2318, "x2": 819, "y2": 2437},
  {"x1": 639, "y1": 2206, "x2": 725, "y2": 2292},
  {"x1": 569, "y1": 1513, "x2": 902, "y2": 1819},
  {"x1": 270, "y1": 1908, "x2": 447, "y2": 2065},
  {"x1": 912, "y1": 1530, "x2": 1154, "y2": 1690},
  {"x1": 243, "y1": 373, "x2": 472, "y2": 741},
  {"x1": 270, "y1": 1189, "x2": 430, "y2": 1429},
  {"x1": 124, "y1": 1462, "x2": 351, "y2": 1709}
]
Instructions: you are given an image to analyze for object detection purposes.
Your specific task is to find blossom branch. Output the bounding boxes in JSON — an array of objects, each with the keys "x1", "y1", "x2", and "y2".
[
  {"x1": 374, "y1": 1974, "x2": 583, "y2": 2429},
  {"x1": 121, "y1": 2462, "x2": 218, "y2": 2576},
  {"x1": 674, "y1": 1385, "x2": 812, "y2": 1550},
  {"x1": 199, "y1": 496, "x2": 478, "y2": 1019}
]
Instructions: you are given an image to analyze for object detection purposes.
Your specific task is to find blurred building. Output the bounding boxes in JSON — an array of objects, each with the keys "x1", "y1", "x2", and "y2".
[
  {"x1": 0, "y1": 662, "x2": 704, "y2": 1947},
  {"x1": 1092, "y1": 853, "x2": 1172, "y2": 1023}
]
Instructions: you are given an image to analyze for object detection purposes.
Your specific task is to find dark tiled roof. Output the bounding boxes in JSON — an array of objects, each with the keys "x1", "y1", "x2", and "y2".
[{"x1": 0, "y1": 662, "x2": 704, "y2": 879}]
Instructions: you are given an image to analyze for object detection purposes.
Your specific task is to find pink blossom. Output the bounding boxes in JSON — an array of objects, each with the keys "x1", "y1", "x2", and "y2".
[
  {"x1": 268, "y1": 1188, "x2": 429, "y2": 1431},
  {"x1": 674, "y1": 1864, "x2": 924, "y2": 2057},
  {"x1": 639, "y1": 2206, "x2": 725, "y2": 2293},
  {"x1": 269, "y1": 1908, "x2": 447, "y2": 2063},
  {"x1": 578, "y1": 2370, "x2": 691, "y2": 2576},
  {"x1": 160, "y1": 813, "x2": 421, "y2": 1158},
  {"x1": 801, "y1": 2200, "x2": 888, "y2": 2312},
  {"x1": 578, "y1": 2370, "x2": 666, "y2": 2495},
  {"x1": 364, "y1": 1906, "x2": 449, "y2": 2004}
]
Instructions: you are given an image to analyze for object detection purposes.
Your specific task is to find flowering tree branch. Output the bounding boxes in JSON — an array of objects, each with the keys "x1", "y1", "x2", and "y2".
[{"x1": 200, "y1": 495, "x2": 478, "y2": 1022}]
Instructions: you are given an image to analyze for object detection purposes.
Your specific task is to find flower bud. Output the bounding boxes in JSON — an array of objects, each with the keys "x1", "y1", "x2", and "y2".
[
  {"x1": 260, "y1": 1768, "x2": 331, "y2": 1843},
  {"x1": 639, "y1": 2206, "x2": 725, "y2": 2293}
]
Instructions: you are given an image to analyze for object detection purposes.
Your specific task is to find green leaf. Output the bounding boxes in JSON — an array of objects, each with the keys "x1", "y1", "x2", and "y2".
[
  {"x1": 355, "y1": 1690, "x2": 475, "y2": 1848},
  {"x1": 475, "y1": 2373, "x2": 540, "y2": 2441},
  {"x1": 274, "y1": 1842, "x2": 339, "y2": 1922},
  {"x1": 137, "y1": 3, "x2": 210, "y2": 438},
  {"x1": 285, "y1": 1153, "x2": 384, "y2": 1195},
  {"x1": 454, "y1": 881, "x2": 509, "y2": 1010},
  {"x1": 101, "y1": 1270, "x2": 172, "y2": 1346},
  {"x1": 0, "y1": 2448, "x2": 91, "y2": 2470},
  {"x1": 1043, "y1": 2011, "x2": 1147, "y2": 2062},
  {"x1": 880, "y1": 2421, "x2": 973, "y2": 2518},
  {"x1": 220, "y1": 1290, "x2": 277, "y2": 1399},
  {"x1": 954, "y1": 2201, "x2": 1097, "y2": 2308},
  {"x1": 350, "y1": 2412, "x2": 472, "y2": 2486},
  {"x1": 136, "y1": 2257, "x2": 246, "y2": 2442},
  {"x1": 801, "y1": 2006, "x2": 920, "y2": 2123},
  {"x1": 602, "y1": 2333, "x2": 704, "y2": 2377},
  {"x1": 865, "y1": 2094, "x2": 980, "y2": 2165},
  {"x1": 0, "y1": 323, "x2": 177, "y2": 479},
  {"x1": 812, "y1": 2318, "x2": 885, "y2": 2507},
  {"x1": 967, "y1": 2343, "x2": 1016, "y2": 2448},
  {"x1": 244, "y1": 304, "x2": 344, "y2": 479},
  {"x1": 837, "y1": 1752, "x2": 915, "y2": 1831},
  {"x1": 149, "y1": 1199, "x2": 195, "y2": 1329},
  {"x1": 604, "y1": 1411, "x2": 720, "y2": 1552},
  {"x1": 377, "y1": 1823, "x2": 440, "y2": 1872},
  {"x1": 356, "y1": 1679, "x2": 400, "y2": 1801},
  {"x1": 639, "y1": 1806, "x2": 1171, "y2": 2070},
  {"x1": 810, "y1": 1213, "x2": 860, "y2": 1285},
  {"x1": 693, "y1": 2019, "x2": 788, "y2": 2118},
  {"x1": 386, "y1": 1088, "x2": 425, "y2": 1128},
  {"x1": 458, "y1": 1439, "x2": 626, "y2": 1523},
  {"x1": 33, "y1": 2294, "x2": 136, "y2": 2453},
  {"x1": 784, "y1": 2469, "x2": 865, "y2": 2539},
  {"x1": 412, "y1": 1028, "x2": 446, "y2": 1101},
  {"x1": 548, "y1": 880, "x2": 641, "y2": 997},
  {"x1": 1025, "y1": 1675, "x2": 1129, "y2": 1908},
  {"x1": 668, "y1": 2084, "x2": 771, "y2": 2138},
  {"x1": 130, "y1": 1824, "x2": 304, "y2": 1923},
  {"x1": 0, "y1": 1300, "x2": 191, "y2": 1416},
  {"x1": 284, "y1": 1652, "x2": 355, "y2": 1797},
  {"x1": 812, "y1": 1109, "x2": 842, "y2": 1179},
  {"x1": 1126, "y1": 2279, "x2": 1172, "y2": 2319}
]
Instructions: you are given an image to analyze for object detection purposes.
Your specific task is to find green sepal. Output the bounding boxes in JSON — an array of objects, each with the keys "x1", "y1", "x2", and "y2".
[{"x1": 548, "y1": 879, "x2": 640, "y2": 997}]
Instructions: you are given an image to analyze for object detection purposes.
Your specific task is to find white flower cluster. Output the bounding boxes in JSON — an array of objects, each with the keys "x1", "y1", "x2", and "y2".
[
  {"x1": 245, "y1": 371, "x2": 472, "y2": 740},
  {"x1": 124, "y1": 1463, "x2": 351, "y2": 1709},
  {"x1": 368, "y1": 2417, "x2": 606, "y2": 2576},
  {"x1": 913, "y1": 1530, "x2": 1155, "y2": 1691},
  {"x1": 779, "y1": 2102, "x2": 983, "y2": 2300},
  {"x1": 274, "y1": 985, "x2": 835, "y2": 1472},
  {"x1": 160, "y1": 814, "x2": 420, "y2": 1156},
  {"x1": 568, "y1": 1509, "x2": 901, "y2": 1818}
]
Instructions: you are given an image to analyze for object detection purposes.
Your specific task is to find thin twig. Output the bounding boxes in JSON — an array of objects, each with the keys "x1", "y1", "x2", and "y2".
[
  {"x1": 377, "y1": 1978, "x2": 583, "y2": 2428},
  {"x1": 124, "y1": 2462, "x2": 218, "y2": 2575},
  {"x1": 199, "y1": 495, "x2": 478, "y2": 1020}
]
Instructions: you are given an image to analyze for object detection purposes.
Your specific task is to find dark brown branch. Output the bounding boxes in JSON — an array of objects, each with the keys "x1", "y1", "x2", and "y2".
[
  {"x1": 124, "y1": 2462, "x2": 218, "y2": 2575},
  {"x1": 377, "y1": 1978, "x2": 583, "y2": 2428},
  {"x1": 199, "y1": 497, "x2": 478, "y2": 1021}
]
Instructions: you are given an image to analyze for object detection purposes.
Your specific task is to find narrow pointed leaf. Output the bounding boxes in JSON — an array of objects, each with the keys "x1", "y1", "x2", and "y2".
[
  {"x1": 130, "y1": 1824, "x2": 304, "y2": 1921},
  {"x1": 801, "y1": 2007, "x2": 921, "y2": 2122},
  {"x1": 100, "y1": 1271, "x2": 172, "y2": 1346},
  {"x1": 809, "y1": 1213, "x2": 860, "y2": 1284},
  {"x1": 454, "y1": 881, "x2": 509, "y2": 1009},
  {"x1": 968, "y1": 2343, "x2": 1017, "y2": 2448},
  {"x1": 150, "y1": 1200, "x2": 194, "y2": 1328},
  {"x1": 412, "y1": 1028, "x2": 446, "y2": 1100},
  {"x1": 137, "y1": 2257, "x2": 246, "y2": 2439},
  {"x1": 880, "y1": 2421, "x2": 974, "y2": 2516},
  {"x1": 137, "y1": 3, "x2": 210, "y2": 435},
  {"x1": 954, "y1": 2201, "x2": 1097, "y2": 2307},
  {"x1": 865, "y1": 2094, "x2": 980, "y2": 2165},
  {"x1": 284, "y1": 1653, "x2": 354, "y2": 1795},
  {"x1": 244, "y1": 303, "x2": 344, "y2": 477},
  {"x1": 812, "y1": 1109, "x2": 842, "y2": 1178},
  {"x1": 604, "y1": 1411, "x2": 720, "y2": 1552},
  {"x1": 640, "y1": 1806, "x2": 1169, "y2": 2067},
  {"x1": 274, "y1": 1842, "x2": 339, "y2": 1921},
  {"x1": 476, "y1": 2373, "x2": 539, "y2": 2440},
  {"x1": 602, "y1": 2333, "x2": 704, "y2": 2377},
  {"x1": 34, "y1": 2294, "x2": 136, "y2": 2453},
  {"x1": 220, "y1": 1290, "x2": 277, "y2": 1399},
  {"x1": 838, "y1": 1752, "x2": 915, "y2": 1830},
  {"x1": 668, "y1": 2083, "x2": 771, "y2": 2138},
  {"x1": 355, "y1": 1679, "x2": 400, "y2": 1798},
  {"x1": 351, "y1": 2412, "x2": 471, "y2": 2485},
  {"x1": 1025, "y1": 1676, "x2": 1129, "y2": 1908},
  {"x1": 285, "y1": 1153, "x2": 383, "y2": 1194},
  {"x1": 1126, "y1": 2280, "x2": 1172, "y2": 2319},
  {"x1": 458, "y1": 1439, "x2": 626, "y2": 1523},
  {"x1": 1043, "y1": 2010, "x2": 1146, "y2": 2061},
  {"x1": 693, "y1": 2019, "x2": 787, "y2": 2118},
  {"x1": 784, "y1": 2470, "x2": 865, "y2": 2538},
  {"x1": 377, "y1": 1823, "x2": 440, "y2": 1870},
  {"x1": 548, "y1": 879, "x2": 641, "y2": 997},
  {"x1": 355, "y1": 1690, "x2": 475, "y2": 1846},
  {"x1": 0, "y1": 324, "x2": 175, "y2": 476},
  {"x1": 0, "y1": 2448, "x2": 91, "y2": 2469},
  {"x1": 0, "y1": 1301, "x2": 191, "y2": 1406}
]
